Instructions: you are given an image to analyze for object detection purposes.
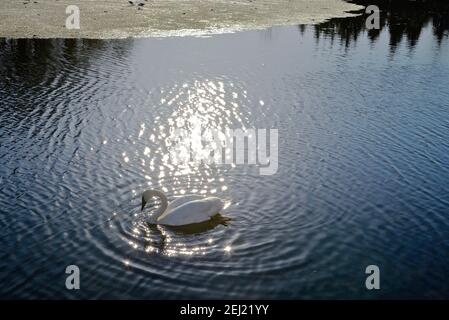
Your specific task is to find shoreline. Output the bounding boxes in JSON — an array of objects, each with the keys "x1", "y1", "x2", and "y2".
[{"x1": 0, "y1": 0, "x2": 363, "y2": 39}]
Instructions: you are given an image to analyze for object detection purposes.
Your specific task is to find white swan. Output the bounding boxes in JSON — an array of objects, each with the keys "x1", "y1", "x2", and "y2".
[{"x1": 141, "y1": 189, "x2": 225, "y2": 226}]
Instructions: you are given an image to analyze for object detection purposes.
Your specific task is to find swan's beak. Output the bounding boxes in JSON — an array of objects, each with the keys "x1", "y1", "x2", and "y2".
[{"x1": 141, "y1": 196, "x2": 147, "y2": 211}]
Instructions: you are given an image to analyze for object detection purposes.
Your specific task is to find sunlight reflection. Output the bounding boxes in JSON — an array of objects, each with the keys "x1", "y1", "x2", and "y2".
[
  {"x1": 122, "y1": 79, "x2": 246, "y2": 198},
  {"x1": 118, "y1": 79, "x2": 246, "y2": 258}
]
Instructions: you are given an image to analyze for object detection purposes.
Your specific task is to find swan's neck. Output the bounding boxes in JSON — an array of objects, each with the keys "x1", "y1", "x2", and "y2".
[
  {"x1": 153, "y1": 191, "x2": 168, "y2": 219},
  {"x1": 143, "y1": 189, "x2": 168, "y2": 221}
]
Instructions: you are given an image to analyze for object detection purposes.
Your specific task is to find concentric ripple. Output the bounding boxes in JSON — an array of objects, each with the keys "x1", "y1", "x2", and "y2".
[{"x1": 1, "y1": 22, "x2": 449, "y2": 299}]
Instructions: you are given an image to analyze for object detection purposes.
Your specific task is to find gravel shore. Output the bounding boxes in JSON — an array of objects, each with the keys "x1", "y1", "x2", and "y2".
[{"x1": 0, "y1": 0, "x2": 362, "y2": 39}]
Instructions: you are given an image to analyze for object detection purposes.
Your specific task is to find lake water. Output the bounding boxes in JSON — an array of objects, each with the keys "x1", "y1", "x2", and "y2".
[{"x1": 1, "y1": 1, "x2": 449, "y2": 299}]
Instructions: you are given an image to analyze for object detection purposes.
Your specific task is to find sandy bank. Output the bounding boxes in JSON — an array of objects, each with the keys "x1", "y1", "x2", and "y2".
[{"x1": 0, "y1": 0, "x2": 363, "y2": 39}]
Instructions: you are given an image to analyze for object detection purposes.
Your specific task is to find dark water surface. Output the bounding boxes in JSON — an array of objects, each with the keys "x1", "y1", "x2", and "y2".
[{"x1": 1, "y1": 1, "x2": 449, "y2": 299}]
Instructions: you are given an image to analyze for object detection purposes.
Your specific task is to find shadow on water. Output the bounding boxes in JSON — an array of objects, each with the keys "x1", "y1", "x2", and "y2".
[
  {"x1": 166, "y1": 214, "x2": 232, "y2": 235},
  {"x1": 0, "y1": 39, "x2": 133, "y2": 110},
  {"x1": 138, "y1": 214, "x2": 231, "y2": 256},
  {"x1": 306, "y1": 0, "x2": 449, "y2": 52}
]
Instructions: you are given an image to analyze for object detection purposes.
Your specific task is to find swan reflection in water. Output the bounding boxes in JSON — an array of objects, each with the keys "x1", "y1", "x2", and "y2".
[
  {"x1": 164, "y1": 213, "x2": 231, "y2": 235},
  {"x1": 136, "y1": 214, "x2": 231, "y2": 257}
]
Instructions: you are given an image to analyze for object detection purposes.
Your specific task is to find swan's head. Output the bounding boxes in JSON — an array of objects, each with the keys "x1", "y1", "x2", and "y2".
[{"x1": 141, "y1": 189, "x2": 166, "y2": 211}]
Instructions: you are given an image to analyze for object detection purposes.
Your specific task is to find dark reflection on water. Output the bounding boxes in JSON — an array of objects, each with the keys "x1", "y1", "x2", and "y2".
[
  {"x1": 1, "y1": 1, "x2": 449, "y2": 299},
  {"x1": 311, "y1": 0, "x2": 449, "y2": 50},
  {"x1": 166, "y1": 214, "x2": 232, "y2": 235}
]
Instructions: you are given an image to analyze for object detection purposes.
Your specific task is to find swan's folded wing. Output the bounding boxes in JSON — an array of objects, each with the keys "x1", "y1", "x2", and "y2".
[
  {"x1": 166, "y1": 195, "x2": 203, "y2": 212},
  {"x1": 158, "y1": 198, "x2": 224, "y2": 226}
]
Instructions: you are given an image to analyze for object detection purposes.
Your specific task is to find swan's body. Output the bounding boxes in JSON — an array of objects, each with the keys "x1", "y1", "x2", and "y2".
[{"x1": 141, "y1": 189, "x2": 225, "y2": 226}]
